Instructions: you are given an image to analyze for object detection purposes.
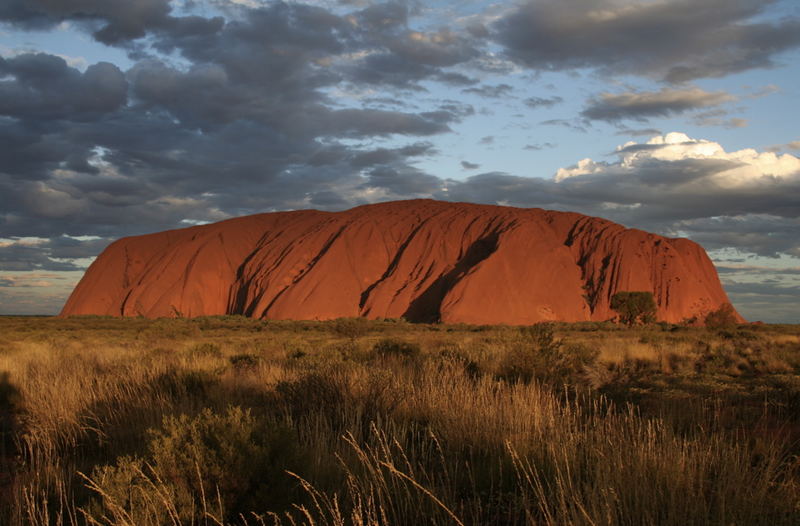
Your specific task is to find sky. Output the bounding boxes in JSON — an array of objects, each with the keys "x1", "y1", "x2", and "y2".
[{"x1": 0, "y1": 0, "x2": 798, "y2": 322}]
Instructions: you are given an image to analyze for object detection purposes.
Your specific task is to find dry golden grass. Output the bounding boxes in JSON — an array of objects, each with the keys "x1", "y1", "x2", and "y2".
[{"x1": 0, "y1": 316, "x2": 799, "y2": 525}]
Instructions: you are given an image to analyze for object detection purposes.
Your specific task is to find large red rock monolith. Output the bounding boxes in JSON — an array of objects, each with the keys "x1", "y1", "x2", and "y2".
[{"x1": 61, "y1": 200, "x2": 742, "y2": 324}]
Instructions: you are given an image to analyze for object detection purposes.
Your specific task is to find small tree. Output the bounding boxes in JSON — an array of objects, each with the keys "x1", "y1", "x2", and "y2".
[
  {"x1": 704, "y1": 303, "x2": 738, "y2": 330},
  {"x1": 332, "y1": 317, "x2": 370, "y2": 341},
  {"x1": 610, "y1": 291, "x2": 657, "y2": 326}
]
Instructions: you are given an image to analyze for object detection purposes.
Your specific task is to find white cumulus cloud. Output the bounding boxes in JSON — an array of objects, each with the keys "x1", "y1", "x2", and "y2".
[{"x1": 556, "y1": 132, "x2": 800, "y2": 186}]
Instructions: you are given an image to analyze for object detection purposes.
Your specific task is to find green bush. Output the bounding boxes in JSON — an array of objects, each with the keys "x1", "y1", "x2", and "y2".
[
  {"x1": 89, "y1": 407, "x2": 302, "y2": 522},
  {"x1": 611, "y1": 291, "x2": 657, "y2": 326},
  {"x1": 331, "y1": 317, "x2": 371, "y2": 342},
  {"x1": 275, "y1": 368, "x2": 403, "y2": 437},
  {"x1": 372, "y1": 338, "x2": 421, "y2": 359},
  {"x1": 691, "y1": 336, "x2": 791, "y2": 376},
  {"x1": 155, "y1": 369, "x2": 217, "y2": 401},
  {"x1": 228, "y1": 353, "x2": 260, "y2": 371},
  {"x1": 705, "y1": 303, "x2": 738, "y2": 331},
  {"x1": 498, "y1": 324, "x2": 598, "y2": 385}
]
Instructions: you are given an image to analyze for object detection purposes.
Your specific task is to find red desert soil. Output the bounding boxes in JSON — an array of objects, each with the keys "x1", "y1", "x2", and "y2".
[{"x1": 61, "y1": 199, "x2": 742, "y2": 324}]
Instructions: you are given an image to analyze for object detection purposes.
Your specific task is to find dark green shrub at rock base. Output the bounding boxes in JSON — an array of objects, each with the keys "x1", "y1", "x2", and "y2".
[
  {"x1": 331, "y1": 317, "x2": 371, "y2": 342},
  {"x1": 611, "y1": 291, "x2": 657, "y2": 326},
  {"x1": 705, "y1": 303, "x2": 739, "y2": 331},
  {"x1": 89, "y1": 407, "x2": 303, "y2": 522}
]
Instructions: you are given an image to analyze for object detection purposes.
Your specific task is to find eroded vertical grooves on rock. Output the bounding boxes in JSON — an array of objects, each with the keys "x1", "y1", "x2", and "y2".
[
  {"x1": 61, "y1": 200, "x2": 743, "y2": 324},
  {"x1": 403, "y1": 230, "x2": 500, "y2": 323}
]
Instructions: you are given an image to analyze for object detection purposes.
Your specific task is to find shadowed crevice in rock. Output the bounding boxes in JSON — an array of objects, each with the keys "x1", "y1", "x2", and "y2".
[
  {"x1": 359, "y1": 219, "x2": 431, "y2": 314},
  {"x1": 261, "y1": 224, "x2": 349, "y2": 316},
  {"x1": 403, "y1": 232, "x2": 500, "y2": 323}
]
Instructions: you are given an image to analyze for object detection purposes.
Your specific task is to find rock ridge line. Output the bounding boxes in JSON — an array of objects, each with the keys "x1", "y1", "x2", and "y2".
[{"x1": 61, "y1": 199, "x2": 742, "y2": 324}]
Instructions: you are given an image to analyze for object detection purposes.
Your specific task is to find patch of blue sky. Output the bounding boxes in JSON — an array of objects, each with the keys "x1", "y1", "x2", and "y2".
[{"x1": 0, "y1": 22, "x2": 133, "y2": 70}]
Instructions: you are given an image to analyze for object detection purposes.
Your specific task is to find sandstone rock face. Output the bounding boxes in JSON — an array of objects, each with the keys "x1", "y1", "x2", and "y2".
[{"x1": 61, "y1": 200, "x2": 742, "y2": 324}]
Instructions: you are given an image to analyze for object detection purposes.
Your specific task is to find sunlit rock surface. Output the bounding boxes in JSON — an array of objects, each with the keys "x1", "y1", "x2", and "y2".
[{"x1": 62, "y1": 200, "x2": 742, "y2": 324}]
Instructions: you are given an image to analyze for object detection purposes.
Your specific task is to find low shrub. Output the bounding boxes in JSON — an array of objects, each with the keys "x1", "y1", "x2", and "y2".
[
  {"x1": 88, "y1": 406, "x2": 302, "y2": 522},
  {"x1": 705, "y1": 303, "x2": 739, "y2": 331},
  {"x1": 436, "y1": 346, "x2": 482, "y2": 380},
  {"x1": 498, "y1": 324, "x2": 599, "y2": 385},
  {"x1": 372, "y1": 338, "x2": 421, "y2": 359},
  {"x1": 228, "y1": 353, "x2": 260, "y2": 371},
  {"x1": 187, "y1": 342, "x2": 222, "y2": 358},
  {"x1": 692, "y1": 340, "x2": 792, "y2": 376},
  {"x1": 331, "y1": 317, "x2": 371, "y2": 342},
  {"x1": 154, "y1": 369, "x2": 217, "y2": 401}
]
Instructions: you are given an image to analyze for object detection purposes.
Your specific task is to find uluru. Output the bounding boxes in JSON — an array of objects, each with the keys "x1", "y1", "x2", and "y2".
[{"x1": 61, "y1": 200, "x2": 741, "y2": 325}]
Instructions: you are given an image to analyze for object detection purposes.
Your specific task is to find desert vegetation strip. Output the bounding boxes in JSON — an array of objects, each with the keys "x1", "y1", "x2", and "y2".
[{"x1": 0, "y1": 315, "x2": 799, "y2": 525}]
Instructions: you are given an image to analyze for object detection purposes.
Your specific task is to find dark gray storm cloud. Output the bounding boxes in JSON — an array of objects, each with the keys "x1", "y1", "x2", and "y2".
[
  {"x1": 582, "y1": 88, "x2": 735, "y2": 122},
  {"x1": 1, "y1": 0, "x2": 798, "y2": 322},
  {"x1": 720, "y1": 280, "x2": 799, "y2": 323},
  {"x1": 493, "y1": 0, "x2": 800, "y2": 82},
  {"x1": 691, "y1": 110, "x2": 747, "y2": 129},
  {"x1": 0, "y1": 0, "x2": 174, "y2": 44},
  {"x1": 524, "y1": 96, "x2": 563, "y2": 109},
  {"x1": 350, "y1": 142, "x2": 435, "y2": 168},
  {"x1": 615, "y1": 127, "x2": 664, "y2": 137},
  {"x1": 0, "y1": 54, "x2": 127, "y2": 120},
  {"x1": 0, "y1": 0, "x2": 490, "y2": 274},
  {"x1": 524, "y1": 143, "x2": 555, "y2": 151},
  {"x1": 0, "y1": 236, "x2": 111, "y2": 271},
  {"x1": 439, "y1": 171, "x2": 800, "y2": 260},
  {"x1": 436, "y1": 134, "x2": 800, "y2": 260},
  {"x1": 462, "y1": 84, "x2": 513, "y2": 98},
  {"x1": 364, "y1": 165, "x2": 442, "y2": 196},
  {"x1": 675, "y1": 216, "x2": 800, "y2": 258},
  {"x1": 540, "y1": 119, "x2": 587, "y2": 133},
  {"x1": 339, "y1": 2, "x2": 481, "y2": 89},
  {"x1": 717, "y1": 266, "x2": 800, "y2": 277}
]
